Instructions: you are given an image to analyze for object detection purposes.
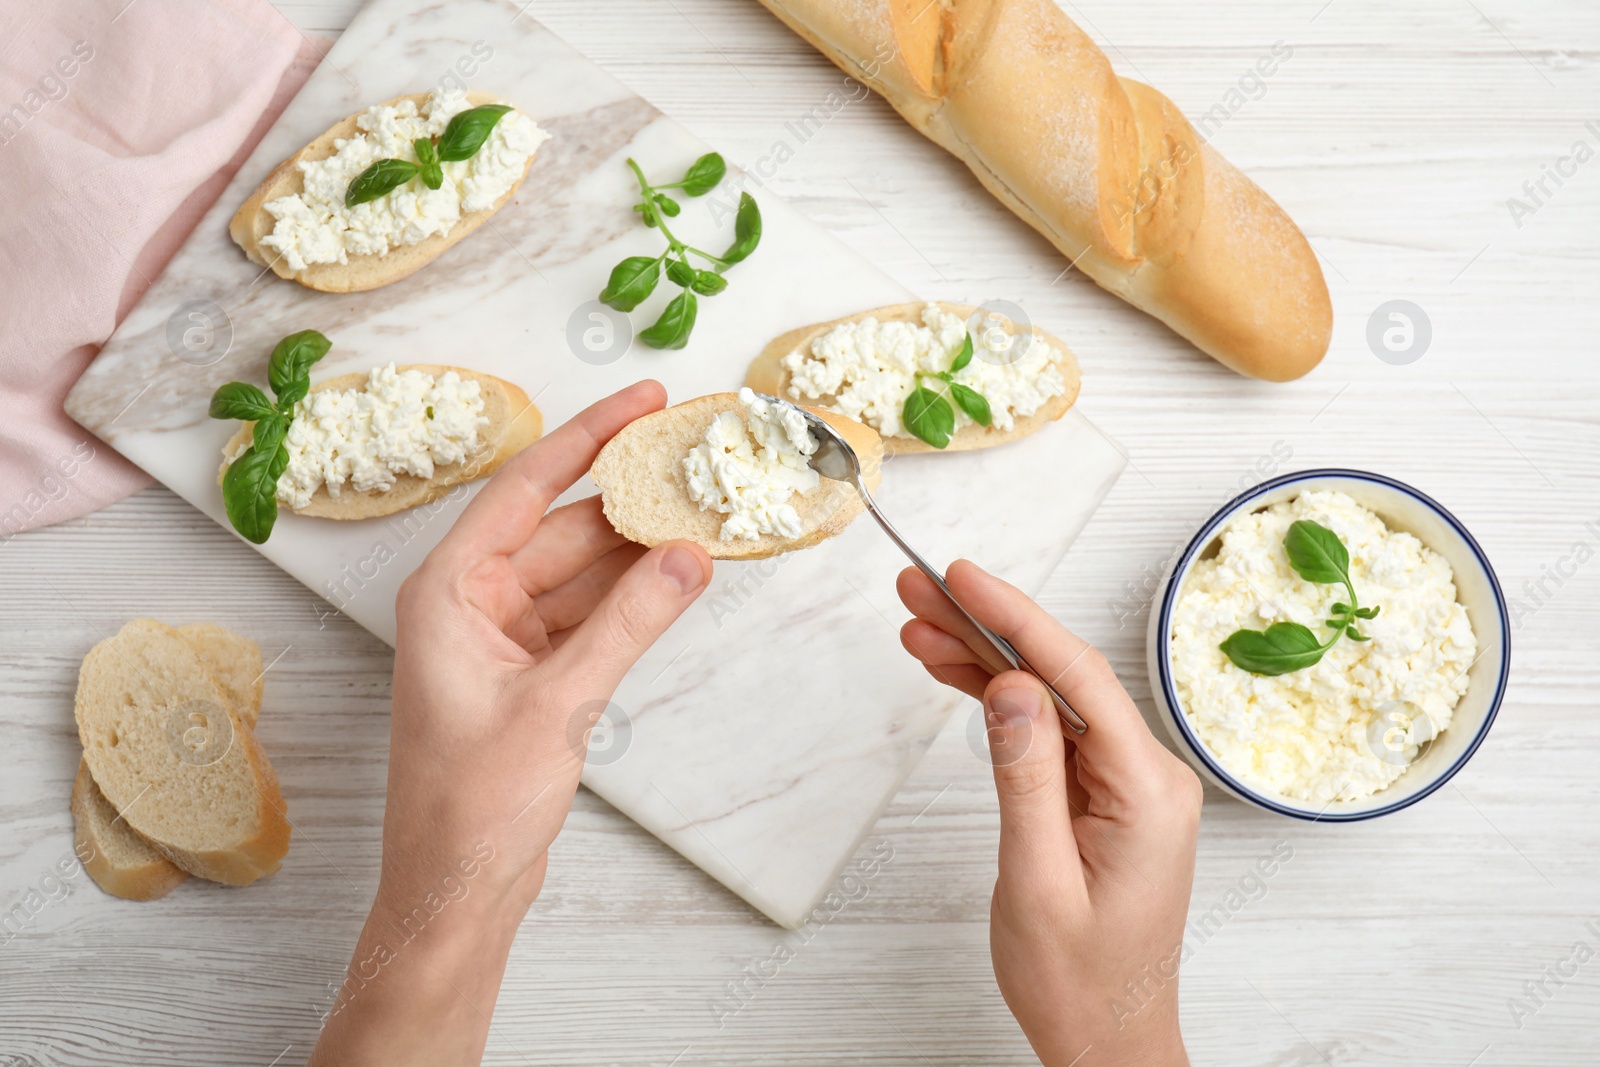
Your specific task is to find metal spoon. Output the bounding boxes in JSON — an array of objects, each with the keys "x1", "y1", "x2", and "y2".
[{"x1": 767, "y1": 395, "x2": 1088, "y2": 735}]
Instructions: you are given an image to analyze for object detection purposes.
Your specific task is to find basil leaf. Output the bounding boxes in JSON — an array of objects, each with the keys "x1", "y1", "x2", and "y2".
[
  {"x1": 949, "y1": 382, "x2": 992, "y2": 426},
  {"x1": 1219, "y1": 622, "x2": 1325, "y2": 677},
  {"x1": 221, "y1": 445, "x2": 283, "y2": 545},
  {"x1": 949, "y1": 334, "x2": 974, "y2": 373},
  {"x1": 436, "y1": 104, "x2": 512, "y2": 162},
  {"x1": 267, "y1": 330, "x2": 331, "y2": 411},
  {"x1": 720, "y1": 193, "x2": 761, "y2": 264},
  {"x1": 209, "y1": 382, "x2": 277, "y2": 422},
  {"x1": 1356, "y1": 605, "x2": 1380, "y2": 619},
  {"x1": 253, "y1": 415, "x2": 288, "y2": 456},
  {"x1": 345, "y1": 158, "x2": 419, "y2": 207},
  {"x1": 689, "y1": 269, "x2": 727, "y2": 296},
  {"x1": 600, "y1": 256, "x2": 661, "y2": 312},
  {"x1": 903, "y1": 388, "x2": 954, "y2": 449},
  {"x1": 1284, "y1": 519, "x2": 1349, "y2": 585},
  {"x1": 639, "y1": 290, "x2": 698, "y2": 350},
  {"x1": 654, "y1": 193, "x2": 680, "y2": 218},
  {"x1": 414, "y1": 138, "x2": 443, "y2": 190},
  {"x1": 665, "y1": 258, "x2": 696, "y2": 288},
  {"x1": 679, "y1": 152, "x2": 726, "y2": 196}
]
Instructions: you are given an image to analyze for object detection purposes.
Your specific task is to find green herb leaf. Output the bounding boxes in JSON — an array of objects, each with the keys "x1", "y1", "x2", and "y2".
[
  {"x1": 436, "y1": 104, "x2": 512, "y2": 162},
  {"x1": 679, "y1": 153, "x2": 726, "y2": 197},
  {"x1": 720, "y1": 193, "x2": 762, "y2": 264},
  {"x1": 1330, "y1": 601, "x2": 1351, "y2": 615},
  {"x1": 1284, "y1": 519, "x2": 1349, "y2": 585},
  {"x1": 345, "y1": 158, "x2": 419, "y2": 207},
  {"x1": 599, "y1": 256, "x2": 661, "y2": 311},
  {"x1": 1355, "y1": 606, "x2": 1379, "y2": 619},
  {"x1": 1219, "y1": 622, "x2": 1326, "y2": 677},
  {"x1": 949, "y1": 382, "x2": 992, "y2": 426},
  {"x1": 414, "y1": 138, "x2": 443, "y2": 190},
  {"x1": 639, "y1": 290, "x2": 698, "y2": 349},
  {"x1": 209, "y1": 382, "x2": 278, "y2": 422},
  {"x1": 949, "y1": 334, "x2": 974, "y2": 373},
  {"x1": 903, "y1": 387, "x2": 955, "y2": 449},
  {"x1": 689, "y1": 269, "x2": 727, "y2": 296},
  {"x1": 654, "y1": 193, "x2": 680, "y2": 217},
  {"x1": 252, "y1": 415, "x2": 288, "y2": 455},
  {"x1": 665, "y1": 258, "x2": 696, "y2": 288},
  {"x1": 1348, "y1": 630, "x2": 1370, "y2": 642},
  {"x1": 221, "y1": 445, "x2": 283, "y2": 545},
  {"x1": 267, "y1": 330, "x2": 332, "y2": 411}
]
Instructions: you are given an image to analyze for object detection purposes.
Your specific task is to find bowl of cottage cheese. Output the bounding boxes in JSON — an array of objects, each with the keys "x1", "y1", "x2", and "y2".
[{"x1": 1147, "y1": 470, "x2": 1509, "y2": 820}]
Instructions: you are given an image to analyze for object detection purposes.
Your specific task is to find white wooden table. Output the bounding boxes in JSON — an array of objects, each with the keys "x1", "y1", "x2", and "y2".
[{"x1": 4, "y1": 1, "x2": 1597, "y2": 1063}]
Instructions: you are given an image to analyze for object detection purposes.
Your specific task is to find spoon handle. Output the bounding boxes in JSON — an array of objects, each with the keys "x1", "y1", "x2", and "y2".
[{"x1": 853, "y1": 474, "x2": 1088, "y2": 735}]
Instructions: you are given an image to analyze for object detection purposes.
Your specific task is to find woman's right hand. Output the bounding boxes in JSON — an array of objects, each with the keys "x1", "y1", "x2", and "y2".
[{"x1": 898, "y1": 560, "x2": 1203, "y2": 1067}]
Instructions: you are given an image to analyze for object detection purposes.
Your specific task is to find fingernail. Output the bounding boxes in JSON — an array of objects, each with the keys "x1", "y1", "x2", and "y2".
[
  {"x1": 660, "y1": 546, "x2": 704, "y2": 595},
  {"x1": 989, "y1": 689, "x2": 1042, "y2": 729}
]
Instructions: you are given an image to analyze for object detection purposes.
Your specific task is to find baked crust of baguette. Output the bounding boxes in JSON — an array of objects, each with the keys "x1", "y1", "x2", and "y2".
[
  {"x1": 228, "y1": 91, "x2": 537, "y2": 293},
  {"x1": 745, "y1": 301, "x2": 1081, "y2": 454},
  {"x1": 591, "y1": 392, "x2": 883, "y2": 561},
  {"x1": 220, "y1": 365, "x2": 543, "y2": 521},
  {"x1": 748, "y1": 0, "x2": 1332, "y2": 381},
  {"x1": 75, "y1": 619, "x2": 290, "y2": 886}
]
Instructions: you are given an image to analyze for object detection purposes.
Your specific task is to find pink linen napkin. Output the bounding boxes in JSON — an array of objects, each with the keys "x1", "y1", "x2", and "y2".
[{"x1": 0, "y1": 0, "x2": 326, "y2": 538}]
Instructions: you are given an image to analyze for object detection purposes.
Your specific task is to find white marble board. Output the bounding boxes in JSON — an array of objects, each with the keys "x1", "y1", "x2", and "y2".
[{"x1": 64, "y1": 0, "x2": 1125, "y2": 927}]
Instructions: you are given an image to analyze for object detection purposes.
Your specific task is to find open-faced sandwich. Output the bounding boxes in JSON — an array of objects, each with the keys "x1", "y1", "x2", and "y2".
[
  {"x1": 591, "y1": 388, "x2": 882, "y2": 560},
  {"x1": 211, "y1": 330, "x2": 542, "y2": 543},
  {"x1": 230, "y1": 90, "x2": 549, "y2": 292},
  {"x1": 746, "y1": 301, "x2": 1081, "y2": 453}
]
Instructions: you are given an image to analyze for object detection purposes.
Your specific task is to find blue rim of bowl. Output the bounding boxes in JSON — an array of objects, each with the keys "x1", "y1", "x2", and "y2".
[{"x1": 1154, "y1": 468, "x2": 1511, "y2": 822}]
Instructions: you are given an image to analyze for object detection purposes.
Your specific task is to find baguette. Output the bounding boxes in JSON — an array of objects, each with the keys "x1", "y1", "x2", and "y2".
[
  {"x1": 747, "y1": 0, "x2": 1332, "y2": 381},
  {"x1": 74, "y1": 625, "x2": 265, "y2": 900},
  {"x1": 592, "y1": 392, "x2": 883, "y2": 561},
  {"x1": 75, "y1": 619, "x2": 290, "y2": 886},
  {"x1": 220, "y1": 365, "x2": 542, "y2": 521},
  {"x1": 745, "y1": 301, "x2": 1080, "y2": 454},
  {"x1": 229, "y1": 91, "x2": 540, "y2": 293}
]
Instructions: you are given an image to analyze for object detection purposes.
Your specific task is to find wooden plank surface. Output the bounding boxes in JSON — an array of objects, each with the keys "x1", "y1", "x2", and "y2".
[{"x1": 3, "y1": 0, "x2": 1597, "y2": 1063}]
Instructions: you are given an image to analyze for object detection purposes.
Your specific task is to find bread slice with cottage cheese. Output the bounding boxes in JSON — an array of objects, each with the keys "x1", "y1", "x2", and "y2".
[
  {"x1": 75, "y1": 619, "x2": 289, "y2": 886},
  {"x1": 591, "y1": 392, "x2": 883, "y2": 561},
  {"x1": 229, "y1": 90, "x2": 544, "y2": 293},
  {"x1": 745, "y1": 301, "x2": 1081, "y2": 454},
  {"x1": 73, "y1": 624, "x2": 265, "y2": 901},
  {"x1": 218, "y1": 365, "x2": 542, "y2": 521}
]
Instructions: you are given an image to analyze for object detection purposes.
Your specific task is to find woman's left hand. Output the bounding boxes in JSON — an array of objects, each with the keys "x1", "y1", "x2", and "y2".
[{"x1": 310, "y1": 380, "x2": 712, "y2": 1067}]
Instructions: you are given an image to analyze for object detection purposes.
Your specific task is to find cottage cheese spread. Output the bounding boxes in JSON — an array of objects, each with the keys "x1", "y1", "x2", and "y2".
[
  {"x1": 260, "y1": 364, "x2": 488, "y2": 510},
  {"x1": 684, "y1": 388, "x2": 819, "y2": 541},
  {"x1": 259, "y1": 92, "x2": 549, "y2": 271},
  {"x1": 780, "y1": 304, "x2": 1068, "y2": 438},
  {"x1": 1169, "y1": 490, "x2": 1477, "y2": 803}
]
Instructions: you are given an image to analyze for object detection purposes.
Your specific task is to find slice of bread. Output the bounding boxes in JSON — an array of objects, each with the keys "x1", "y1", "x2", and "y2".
[
  {"x1": 72, "y1": 760, "x2": 189, "y2": 902},
  {"x1": 75, "y1": 619, "x2": 289, "y2": 886},
  {"x1": 745, "y1": 301, "x2": 1082, "y2": 454},
  {"x1": 175, "y1": 623, "x2": 264, "y2": 729},
  {"x1": 74, "y1": 625, "x2": 266, "y2": 900},
  {"x1": 591, "y1": 392, "x2": 883, "y2": 561},
  {"x1": 219, "y1": 365, "x2": 543, "y2": 521},
  {"x1": 229, "y1": 91, "x2": 540, "y2": 293}
]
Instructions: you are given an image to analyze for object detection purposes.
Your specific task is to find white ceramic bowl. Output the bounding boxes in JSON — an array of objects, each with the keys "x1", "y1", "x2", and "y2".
[{"x1": 1146, "y1": 469, "x2": 1509, "y2": 821}]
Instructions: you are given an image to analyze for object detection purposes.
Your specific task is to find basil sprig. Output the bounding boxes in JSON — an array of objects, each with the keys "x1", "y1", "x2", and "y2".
[
  {"x1": 344, "y1": 104, "x2": 513, "y2": 208},
  {"x1": 598, "y1": 153, "x2": 761, "y2": 350},
  {"x1": 901, "y1": 335, "x2": 994, "y2": 449},
  {"x1": 1219, "y1": 520, "x2": 1382, "y2": 676},
  {"x1": 209, "y1": 330, "x2": 331, "y2": 544}
]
